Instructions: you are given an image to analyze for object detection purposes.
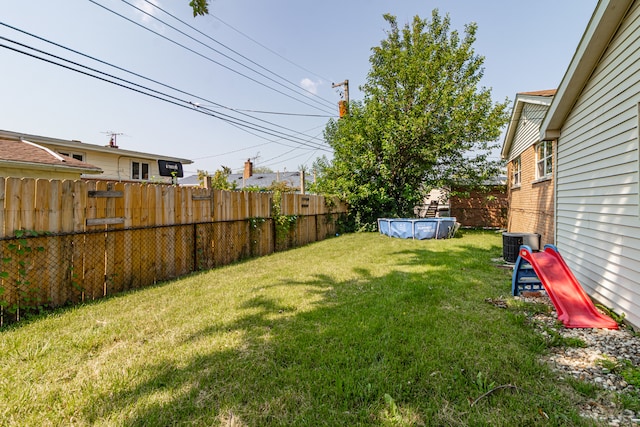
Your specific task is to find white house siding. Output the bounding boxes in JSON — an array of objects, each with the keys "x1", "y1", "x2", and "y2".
[
  {"x1": 507, "y1": 103, "x2": 549, "y2": 162},
  {"x1": 556, "y1": 2, "x2": 640, "y2": 327},
  {"x1": 41, "y1": 143, "x2": 176, "y2": 183},
  {"x1": 81, "y1": 153, "x2": 169, "y2": 183}
]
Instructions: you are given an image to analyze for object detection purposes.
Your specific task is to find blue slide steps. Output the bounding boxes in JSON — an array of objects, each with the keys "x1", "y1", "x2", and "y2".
[{"x1": 511, "y1": 248, "x2": 544, "y2": 296}]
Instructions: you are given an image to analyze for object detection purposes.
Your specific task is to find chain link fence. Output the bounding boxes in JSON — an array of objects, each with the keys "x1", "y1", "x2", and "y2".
[{"x1": 0, "y1": 213, "x2": 344, "y2": 326}]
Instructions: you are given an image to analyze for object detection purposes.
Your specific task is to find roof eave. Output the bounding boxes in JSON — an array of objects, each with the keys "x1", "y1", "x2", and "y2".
[
  {"x1": 0, "y1": 130, "x2": 193, "y2": 164},
  {"x1": 0, "y1": 159, "x2": 103, "y2": 175},
  {"x1": 501, "y1": 93, "x2": 555, "y2": 159},
  {"x1": 540, "y1": 0, "x2": 633, "y2": 140}
]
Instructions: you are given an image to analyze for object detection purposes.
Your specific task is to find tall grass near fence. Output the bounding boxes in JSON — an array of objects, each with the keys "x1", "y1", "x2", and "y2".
[{"x1": 0, "y1": 177, "x2": 347, "y2": 325}]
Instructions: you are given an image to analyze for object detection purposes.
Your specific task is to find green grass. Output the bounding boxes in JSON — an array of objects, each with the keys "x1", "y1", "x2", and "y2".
[{"x1": 0, "y1": 231, "x2": 599, "y2": 426}]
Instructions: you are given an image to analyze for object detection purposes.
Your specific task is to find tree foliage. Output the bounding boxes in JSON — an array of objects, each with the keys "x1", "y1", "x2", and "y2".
[
  {"x1": 189, "y1": 0, "x2": 209, "y2": 17},
  {"x1": 196, "y1": 169, "x2": 209, "y2": 187},
  {"x1": 253, "y1": 166, "x2": 274, "y2": 174},
  {"x1": 202, "y1": 166, "x2": 234, "y2": 190},
  {"x1": 314, "y1": 11, "x2": 509, "y2": 230}
]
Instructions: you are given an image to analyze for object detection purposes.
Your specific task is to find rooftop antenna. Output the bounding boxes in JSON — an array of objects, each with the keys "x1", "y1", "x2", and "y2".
[
  {"x1": 250, "y1": 151, "x2": 261, "y2": 165},
  {"x1": 101, "y1": 131, "x2": 124, "y2": 148}
]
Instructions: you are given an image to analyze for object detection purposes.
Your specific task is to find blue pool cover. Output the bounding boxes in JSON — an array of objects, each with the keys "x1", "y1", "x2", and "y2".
[{"x1": 377, "y1": 218, "x2": 459, "y2": 240}]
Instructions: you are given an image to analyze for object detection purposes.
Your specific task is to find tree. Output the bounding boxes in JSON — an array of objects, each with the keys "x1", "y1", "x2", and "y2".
[
  {"x1": 189, "y1": 0, "x2": 209, "y2": 16},
  {"x1": 314, "y1": 11, "x2": 509, "y2": 230},
  {"x1": 209, "y1": 166, "x2": 233, "y2": 190},
  {"x1": 253, "y1": 166, "x2": 274, "y2": 174},
  {"x1": 196, "y1": 169, "x2": 209, "y2": 187}
]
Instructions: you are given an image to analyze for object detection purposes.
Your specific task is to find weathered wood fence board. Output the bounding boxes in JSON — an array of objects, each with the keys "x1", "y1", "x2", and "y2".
[
  {"x1": 0, "y1": 178, "x2": 345, "y2": 237},
  {"x1": 0, "y1": 178, "x2": 347, "y2": 325}
]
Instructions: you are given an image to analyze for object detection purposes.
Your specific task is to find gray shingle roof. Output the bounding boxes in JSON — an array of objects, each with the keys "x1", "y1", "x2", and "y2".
[
  {"x1": 180, "y1": 171, "x2": 307, "y2": 190},
  {"x1": 228, "y1": 172, "x2": 304, "y2": 189}
]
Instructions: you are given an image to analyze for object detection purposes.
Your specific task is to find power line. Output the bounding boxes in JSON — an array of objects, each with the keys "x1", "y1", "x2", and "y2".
[
  {"x1": 258, "y1": 130, "x2": 325, "y2": 166},
  {"x1": 258, "y1": 149, "x2": 318, "y2": 171},
  {"x1": 205, "y1": 115, "x2": 329, "y2": 156},
  {"x1": 0, "y1": 37, "x2": 332, "y2": 152},
  {"x1": 302, "y1": 148, "x2": 322, "y2": 166},
  {"x1": 191, "y1": 141, "x2": 273, "y2": 160},
  {"x1": 192, "y1": 123, "x2": 327, "y2": 160},
  {"x1": 207, "y1": 13, "x2": 335, "y2": 85},
  {"x1": 0, "y1": 22, "x2": 329, "y2": 149},
  {"x1": 137, "y1": 0, "x2": 337, "y2": 109},
  {"x1": 88, "y1": 0, "x2": 336, "y2": 116},
  {"x1": 188, "y1": 105, "x2": 334, "y2": 118},
  {"x1": 195, "y1": 104, "x2": 329, "y2": 151},
  {"x1": 0, "y1": 21, "x2": 334, "y2": 134}
]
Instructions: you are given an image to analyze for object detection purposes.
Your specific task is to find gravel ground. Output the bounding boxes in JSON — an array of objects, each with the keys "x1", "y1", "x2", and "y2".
[{"x1": 515, "y1": 293, "x2": 640, "y2": 426}]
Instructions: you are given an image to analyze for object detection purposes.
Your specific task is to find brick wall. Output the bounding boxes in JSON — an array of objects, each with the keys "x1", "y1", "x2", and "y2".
[
  {"x1": 507, "y1": 143, "x2": 554, "y2": 246},
  {"x1": 449, "y1": 185, "x2": 508, "y2": 228}
]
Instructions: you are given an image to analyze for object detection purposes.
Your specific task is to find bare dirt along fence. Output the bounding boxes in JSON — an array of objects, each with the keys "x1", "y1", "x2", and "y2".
[{"x1": 0, "y1": 178, "x2": 347, "y2": 325}]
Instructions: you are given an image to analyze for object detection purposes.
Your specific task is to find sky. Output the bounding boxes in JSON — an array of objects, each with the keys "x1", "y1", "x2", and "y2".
[{"x1": 0, "y1": 0, "x2": 598, "y2": 177}]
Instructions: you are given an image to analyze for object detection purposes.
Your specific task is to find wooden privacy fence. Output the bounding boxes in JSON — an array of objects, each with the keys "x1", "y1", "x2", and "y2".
[{"x1": 0, "y1": 178, "x2": 347, "y2": 325}]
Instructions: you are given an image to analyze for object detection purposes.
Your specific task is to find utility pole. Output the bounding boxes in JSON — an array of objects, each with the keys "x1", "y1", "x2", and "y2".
[{"x1": 332, "y1": 80, "x2": 349, "y2": 118}]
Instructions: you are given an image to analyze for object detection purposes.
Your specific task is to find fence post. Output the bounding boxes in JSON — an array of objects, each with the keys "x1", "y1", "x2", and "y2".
[
  {"x1": 0, "y1": 181, "x2": 349, "y2": 325},
  {"x1": 193, "y1": 222, "x2": 198, "y2": 272}
]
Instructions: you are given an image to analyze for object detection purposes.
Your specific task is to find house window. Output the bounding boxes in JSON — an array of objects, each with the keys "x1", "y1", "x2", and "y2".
[
  {"x1": 131, "y1": 161, "x2": 149, "y2": 180},
  {"x1": 536, "y1": 140, "x2": 553, "y2": 179},
  {"x1": 512, "y1": 156, "x2": 521, "y2": 187},
  {"x1": 59, "y1": 151, "x2": 84, "y2": 162}
]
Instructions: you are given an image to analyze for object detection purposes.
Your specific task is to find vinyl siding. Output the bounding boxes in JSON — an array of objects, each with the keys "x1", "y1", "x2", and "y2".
[
  {"x1": 556, "y1": 2, "x2": 640, "y2": 327},
  {"x1": 41, "y1": 143, "x2": 174, "y2": 183},
  {"x1": 507, "y1": 103, "x2": 549, "y2": 162}
]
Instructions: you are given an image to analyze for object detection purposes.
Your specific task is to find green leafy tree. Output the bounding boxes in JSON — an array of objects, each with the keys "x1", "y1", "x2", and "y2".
[
  {"x1": 315, "y1": 11, "x2": 509, "y2": 230},
  {"x1": 253, "y1": 166, "x2": 274, "y2": 174},
  {"x1": 189, "y1": 0, "x2": 209, "y2": 16},
  {"x1": 209, "y1": 166, "x2": 232, "y2": 190},
  {"x1": 196, "y1": 169, "x2": 209, "y2": 187}
]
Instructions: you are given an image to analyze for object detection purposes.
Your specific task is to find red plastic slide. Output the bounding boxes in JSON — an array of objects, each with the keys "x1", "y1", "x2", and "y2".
[{"x1": 518, "y1": 245, "x2": 618, "y2": 329}]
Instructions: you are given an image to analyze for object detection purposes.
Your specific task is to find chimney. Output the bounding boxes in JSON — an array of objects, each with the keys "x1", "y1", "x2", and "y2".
[
  {"x1": 243, "y1": 158, "x2": 253, "y2": 179},
  {"x1": 107, "y1": 134, "x2": 118, "y2": 148}
]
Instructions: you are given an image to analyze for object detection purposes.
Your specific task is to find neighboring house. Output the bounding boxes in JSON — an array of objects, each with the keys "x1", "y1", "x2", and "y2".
[
  {"x1": 180, "y1": 172, "x2": 308, "y2": 190},
  {"x1": 0, "y1": 130, "x2": 192, "y2": 184},
  {"x1": 178, "y1": 172, "x2": 300, "y2": 191},
  {"x1": 539, "y1": 0, "x2": 640, "y2": 327},
  {"x1": 178, "y1": 175, "x2": 206, "y2": 186},
  {"x1": 501, "y1": 90, "x2": 556, "y2": 246},
  {"x1": 0, "y1": 137, "x2": 102, "y2": 180},
  {"x1": 449, "y1": 179, "x2": 508, "y2": 229},
  {"x1": 181, "y1": 160, "x2": 309, "y2": 192},
  {"x1": 228, "y1": 171, "x2": 307, "y2": 191},
  {"x1": 413, "y1": 176, "x2": 508, "y2": 228},
  {"x1": 415, "y1": 188, "x2": 450, "y2": 217}
]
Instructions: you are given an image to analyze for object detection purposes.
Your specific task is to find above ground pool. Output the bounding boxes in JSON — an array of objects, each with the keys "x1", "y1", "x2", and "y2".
[{"x1": 377, "y1": 218, "x2": 459, "y2": 240}]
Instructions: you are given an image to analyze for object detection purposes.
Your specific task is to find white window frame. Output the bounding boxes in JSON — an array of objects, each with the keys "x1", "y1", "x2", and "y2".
[
  {"x1": 131, "y1": 160, "x2": 150, "y2": 180},
  {"x1": 535, "y1": 140, "x2": 553, "y2": 179},
  {"x1": 512, "y1": 156, "x2": 521, "y2": 187}
]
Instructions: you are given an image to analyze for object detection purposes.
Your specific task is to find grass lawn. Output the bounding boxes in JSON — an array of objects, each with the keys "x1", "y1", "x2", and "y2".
[{"x1": 0, "y1": 230, "x2": 599, "y2": 426}]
